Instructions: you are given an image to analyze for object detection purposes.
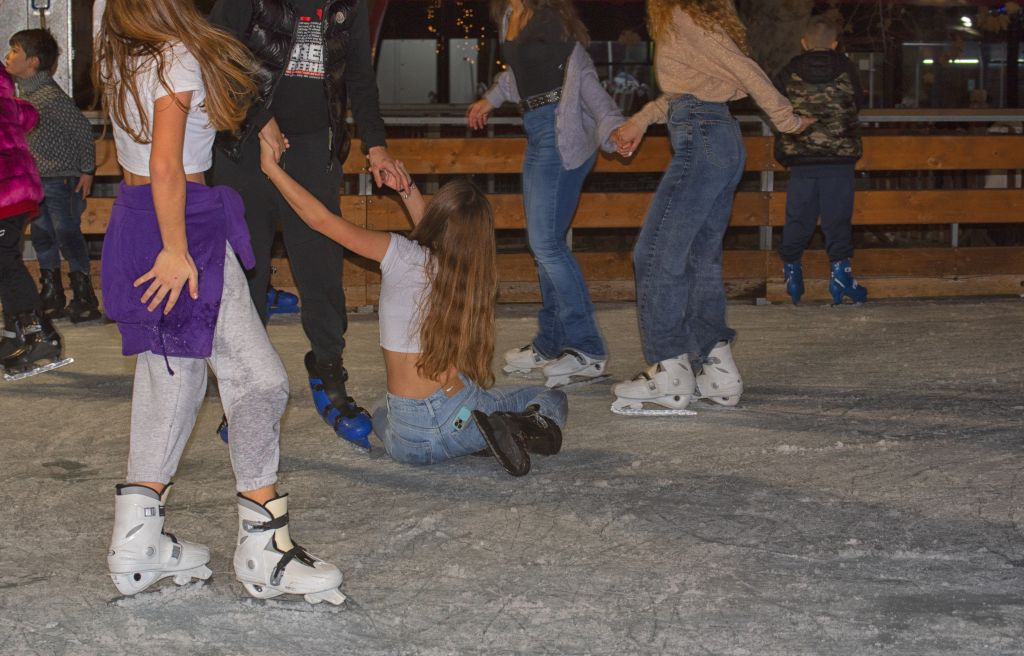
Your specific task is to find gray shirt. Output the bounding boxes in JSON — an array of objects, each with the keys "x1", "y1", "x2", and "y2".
[{"x1": 17, "y1": 73, "x2": 95, "y2": 178}]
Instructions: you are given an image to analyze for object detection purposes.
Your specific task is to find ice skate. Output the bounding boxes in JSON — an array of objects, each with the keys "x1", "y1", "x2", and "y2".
[
  {"x1": 610, "y1": 356, "x2": 698, "y2": 417},
  {"x1": 692, "y1": 342, "x2": 743, "y2": 407},
  {"x1": 65, "y1": 271, "x2": 103, "y2": 323},
  {"x1": 0, "y1": 313, "x2": 25, "y2": 362},
  {"x1": 543, "y1": 349, "x2": 609, "y2": 389},
  {"x1": 2, "y1": 311, "x2": 73, "y2": 381},
  {"x1": 502, "y1": 343, "x2": 552, "y2": 378},
  {"x1": 471, "y1": 410, "x2": 532, "y2": 476},
  {"x1": 267, "y1": 286, "x2": 300, "y2": 316},
  {"x1": 107, "y1": 484, "x2": 212, "y2": 596},
  {"x1": 216, "y1": 414, "x2": 229, "y2": 443},
  {"x1": 829, "y1": 258, "x2": 867, "y2": 305},
  {"x1": 305, "y1": 351, "x2": 372, "y2": 450},
  {"x1": 783, "y1": 261, "x2": 804, "y2": 305},
  {"x1": 233, "y1": 494, "x2": 346, "y2": 605},
  {"x1": 38, "y1": 268, "x2": 66, "y2": 320}
]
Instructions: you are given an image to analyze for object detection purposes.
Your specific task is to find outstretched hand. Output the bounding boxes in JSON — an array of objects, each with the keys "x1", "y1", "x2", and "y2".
[
  {"x1": 368, "y1": 146, "x2": 410, "y2": 195},
  {"x1": 134, "y1": 248, "x2": 199, "y2": 315},
  {"x1": 466, "y1": 98, "x2": 495, "y2": 130},
  {"x1": 794, "y1": 115, "x2": 817, "y2": 133},
  {"x1": 611, "y1": 122, "x2": 645, "y2": 158},
  {"x1": 259, "y1": 131, "x2": 289, "y2": 175}
]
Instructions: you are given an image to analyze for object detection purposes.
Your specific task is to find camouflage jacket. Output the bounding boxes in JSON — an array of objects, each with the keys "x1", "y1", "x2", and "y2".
[{"x1": 773, "y1": 49, "x2": 863, "y2": 167}]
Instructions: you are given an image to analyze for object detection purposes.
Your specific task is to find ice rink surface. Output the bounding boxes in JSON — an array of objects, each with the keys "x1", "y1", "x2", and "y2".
[{"x1": 1, "y1": 300, "x2": 1022, "y2": 655}]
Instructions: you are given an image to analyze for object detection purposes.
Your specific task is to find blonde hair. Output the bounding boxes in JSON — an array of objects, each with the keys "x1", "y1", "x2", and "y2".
[
  {"x1": 93, "y1": 0, "x2": 257, "y2": 143},
  {"x1": 410, "y1": 179, "x2": 498, "y2": 388},
  {"x1": 647, "y1": 0, "x2": 750, "y2": 56}
]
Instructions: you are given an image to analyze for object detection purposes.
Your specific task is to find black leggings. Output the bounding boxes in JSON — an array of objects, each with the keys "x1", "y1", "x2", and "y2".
[
  {"x1": 0, "y1": 214, "x2": 41, "y2": 316},
  {"x1": 212, "y1": 129, "x2": 348, "y2": 363}
]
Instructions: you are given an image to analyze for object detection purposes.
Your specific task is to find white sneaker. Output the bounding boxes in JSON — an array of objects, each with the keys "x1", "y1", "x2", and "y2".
[
  {"x1": 543, "y1": 349, "x2": 608, "y2": 388},
  {"x1": 611, "y1": 356, "x2": 697, "y2": 416},
  {"x1": 503, "y1": 343, "x2": 553, "y2": 377},
  {"x1": 693, "y1": 342, "x2": 743, "y2": 407}
]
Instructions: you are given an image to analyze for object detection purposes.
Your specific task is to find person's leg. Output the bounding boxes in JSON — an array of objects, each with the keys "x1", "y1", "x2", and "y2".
[
  {"x1": 817, "y1": 164, "x2": 856, "y2": 263},
  {"x1": 212, "y1": 143, "x2": 279, "y2": 325},
  {"x1": 0, "y1": 215, "x2": 42, "y2": 316},
  {"x1": 31, "y1": 179, "x2": 62, "y2": 272},
  {"x1": 777, "y1": 167, "x2": 820, "y2": 265},
  {"x1": 45, "y1": 177, "x2": 92, "y2": 274},
  {"x1": 521, "y1": 105, "x2": 605, "y2": 360}
]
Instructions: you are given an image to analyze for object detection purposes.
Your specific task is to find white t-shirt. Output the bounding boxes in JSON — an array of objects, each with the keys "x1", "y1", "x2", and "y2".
[
  {"x1": 378, "y1": 233, "x2": 431, "y2": 353},
  {"x1": 111, "y1": 43, "x2": 212, "y2": 176}
]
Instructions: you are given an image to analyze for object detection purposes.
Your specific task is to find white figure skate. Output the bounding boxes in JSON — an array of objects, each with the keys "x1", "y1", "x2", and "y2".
[
  {"x1": 502, "y1": 343, "x2": 552, "y2": 377},
  {"x1": 543, "y1": 349, "x2": 609, "y2": 389},
  {"x1": 611, "y1": 356, "x2": 698, "y2": 417},
  {"x1": 234, "y1": 495, "x2": 346, "y2": 605},
  {"x1": 693, "y1": 342, "x2": 743, "y2": 407},
  {"x1": 107, "y1": 484, "x2": 212, "y2": 596}
]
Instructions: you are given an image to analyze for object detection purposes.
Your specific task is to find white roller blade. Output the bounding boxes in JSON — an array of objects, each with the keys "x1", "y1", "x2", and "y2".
[
  {"x1": 693, "y1": 342, "x2": 743, "y2": 407},
  {"x1": 610, "y1": 356, "x2": 698, "y2": 417},
  {"x1": 3, "y1": 357, "x2": 73, "y2": 381},
  {"x1": 234, "y1": 495, "x2": 346, "y2": 605},
  {"x1": 502, "y1": 343, "x2": 552, "y2": 377},
  {"x1": 107, "y1": 484, "x2": 212, "y2": 596},
  {"x1": 543, "y1": 349, "x2": 609, "y2": 389}
]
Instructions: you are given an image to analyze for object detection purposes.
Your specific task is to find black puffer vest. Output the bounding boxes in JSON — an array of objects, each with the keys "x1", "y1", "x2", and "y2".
[{"x1": 219, "y1": 0, "x2": 357, "y2": 164}]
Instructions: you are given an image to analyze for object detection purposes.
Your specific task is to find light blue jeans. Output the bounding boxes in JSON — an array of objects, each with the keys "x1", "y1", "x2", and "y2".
[
  {"x1": 634, "y1": 95, "x2": 746, "y2": 364},
  {"x1": 33, "y1": 177, "x2": 91, "y2": 274},
  {"x1": 521, "y1": 103, "x2": 606, "y2": 360},
  {"x1": 372, "y1": 374, "x2": 568, "y2": 466}
]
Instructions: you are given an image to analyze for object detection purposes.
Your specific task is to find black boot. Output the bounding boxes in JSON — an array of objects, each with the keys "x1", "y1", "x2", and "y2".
[
  {"x1": 471, "y1": 411, "x2": 531, "y2": 476},
  {"x1": 65, "y1": 271, "x2": 102, "y2": 323},
  {"x1": 0, "y1": 313, "x2": 26, "y2": 362},
  {"x1": 2, "y1": 311, "x2": 64, "y2": 376},
  {"x1": 512, "y1": 405, "x2": 563, "y2": 456},
  {"x1": 38, "y1": 269, "x2": 66, "y2": 319}
]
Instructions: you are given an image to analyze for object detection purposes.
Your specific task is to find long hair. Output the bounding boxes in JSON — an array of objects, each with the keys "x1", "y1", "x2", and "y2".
[
  {"x1": 490, "y1": 0, "x2": 591, "y2": 47},
  {"x1": 647, "y1": 0, "x2": 750, "y2": 56},
  {"x1": 410, "y1": 179, "x2": 498, "y2": 388},
  {"x1": 92, "y1": 0, "x2": 257, "y2": 143}
]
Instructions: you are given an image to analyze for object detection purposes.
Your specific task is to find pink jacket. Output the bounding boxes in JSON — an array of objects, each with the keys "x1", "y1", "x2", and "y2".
[{"x1": 0, "y1": 67, "x2": 43, "y2": 220}]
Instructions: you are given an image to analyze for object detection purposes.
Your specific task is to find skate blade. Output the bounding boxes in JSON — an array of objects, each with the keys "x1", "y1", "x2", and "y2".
[
  {"x1": 610, "y1": 404, "x2": 697, "y2": 417},
  {"x1": 3, "y1": 357, "x2": 74, "y2": 381},
  {"x1": 108, "y1": 570, "x2": 212, "y2": 605},
  {"x1": 502, "y1": 365, "x2": 546, "y2": 379},
  {"x1": 546, "y1": 373, "x2": 613, "y2": 390}
]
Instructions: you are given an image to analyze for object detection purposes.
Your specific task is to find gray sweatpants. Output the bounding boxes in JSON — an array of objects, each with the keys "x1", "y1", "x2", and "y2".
[{"x1": 127, "y1": 245, "x2": 289, "y2": 492}]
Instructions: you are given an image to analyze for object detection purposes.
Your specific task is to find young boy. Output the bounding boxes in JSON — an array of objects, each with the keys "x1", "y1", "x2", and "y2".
[
  {"x1": 5, "y1": 29, "x2": 100, "y2": 322},
  {"x1": 773, "y1": 15, "x2": 868, "y2": 305}
]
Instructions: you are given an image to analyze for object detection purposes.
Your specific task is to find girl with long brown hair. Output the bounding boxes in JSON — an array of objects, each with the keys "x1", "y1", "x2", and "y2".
[
  {"x1": 467, "y1": 0, "x2": 624, "y2": 389},
  {"x1": 609, "y1": 0, "x2": 814, "y2": 416},
  {"x1": 95, "y1": 0, "x2": 345, "y2": 604},
  {"x1": 258, "y1": 142, "x2": 567, "y2": 478}
]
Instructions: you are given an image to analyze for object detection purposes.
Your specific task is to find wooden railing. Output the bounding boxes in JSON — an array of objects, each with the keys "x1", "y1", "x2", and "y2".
[{"x1": 73, "y1": 132, "x2": 1024, "y2": 306}]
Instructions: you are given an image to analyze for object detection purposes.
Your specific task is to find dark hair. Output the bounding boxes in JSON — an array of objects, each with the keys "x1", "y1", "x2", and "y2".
[
  {"x1": 804, "y1": 15, "x2": 840, "y2": 49},
  {"x1": 490, "y1": 0, "x2": 590, "y2": 47},
  {"x1": 9, "y1": 29, "x2": 59, "y2": 73}
]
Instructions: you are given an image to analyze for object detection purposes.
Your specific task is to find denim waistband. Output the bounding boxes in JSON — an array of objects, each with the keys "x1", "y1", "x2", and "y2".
[
  {"x1": 386, "y1": 373, "x2": 474, "y2": 414},
  {"x1": 668, "y1": 94, "x2": 731, "y2": 118}
]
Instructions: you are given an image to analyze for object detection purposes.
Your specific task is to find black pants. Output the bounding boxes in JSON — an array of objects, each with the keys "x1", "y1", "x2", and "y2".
[
  {"x1": 0, "y1": 214, "x2": 41, "y2": 316},
  {"x1": 778, "y1": 163, "x2": 856, "y2": 264},
  {"x1": 213, "y1": 129, "x2": 348, "y2": 363}
]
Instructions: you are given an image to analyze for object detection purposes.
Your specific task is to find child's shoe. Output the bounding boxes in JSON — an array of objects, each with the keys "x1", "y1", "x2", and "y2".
[
  {"x1": 829, "y1": 259, "x2": 868, "y2": 305},
  {"x1": 267, "y1": 287, "x2": 300, "y2": 315},
  {"x1": 783, "y1": 261, "x2": 804, "y2": 305}
]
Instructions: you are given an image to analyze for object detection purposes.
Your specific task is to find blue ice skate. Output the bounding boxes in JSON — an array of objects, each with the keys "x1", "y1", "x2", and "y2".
[
  {"x1": 304, "y1": 351, "x2": 372, "y2": 450},
  {"x1": 829, "y1": 258, "x2": 868, "y2": 305},
  {"x1": 783, "y1": 261, "x2": 804, "y2": 305},
  {"x1": 217, "y1": 414, "x2": 229, "y2": 443},
  {"x1": 267, "y1": 287, "x2": 300, "y2": 316}
]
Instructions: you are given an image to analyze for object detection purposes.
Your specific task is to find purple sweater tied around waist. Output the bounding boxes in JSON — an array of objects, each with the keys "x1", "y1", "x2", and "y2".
[{"x1": 101, "y1": 182, "x2": 255, "y2": 360}]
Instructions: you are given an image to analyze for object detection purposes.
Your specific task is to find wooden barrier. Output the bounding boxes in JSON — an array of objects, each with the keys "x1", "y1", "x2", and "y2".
[{"x1": 77, "y1": 134, "x2": 1024, "y2": 304}]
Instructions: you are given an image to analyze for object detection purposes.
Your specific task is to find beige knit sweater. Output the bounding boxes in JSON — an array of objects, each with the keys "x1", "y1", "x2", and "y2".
[{"x1": 630, "y1": 7, "x2": 802, "y2": 134}]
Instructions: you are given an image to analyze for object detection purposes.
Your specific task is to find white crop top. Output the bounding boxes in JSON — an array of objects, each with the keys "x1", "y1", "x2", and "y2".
[
  {"x1": 111, "y1": 43, "x2": 213, "y2": 176},
  {"x1": 378, "y1": 233, "x2": 431, "y2": 353}
]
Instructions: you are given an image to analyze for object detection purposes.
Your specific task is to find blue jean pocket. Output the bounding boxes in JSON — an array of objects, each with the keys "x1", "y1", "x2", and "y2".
[
  {"x1": 697, "y1": 117, "x2": 742, "y2": 170},
  {"x1": 381, "y1": 424, "x2": 436, "y2": 465}
]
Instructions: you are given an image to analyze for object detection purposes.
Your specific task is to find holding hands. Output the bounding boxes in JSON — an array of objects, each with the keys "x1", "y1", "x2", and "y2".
[{"x1": 611, "y1": 121, "x2": 645, "y2": 159}]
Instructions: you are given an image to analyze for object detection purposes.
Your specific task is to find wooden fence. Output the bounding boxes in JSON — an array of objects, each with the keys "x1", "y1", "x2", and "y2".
[{"x1": 68, "y1": 132, "x2": 1024, "y2": 306}]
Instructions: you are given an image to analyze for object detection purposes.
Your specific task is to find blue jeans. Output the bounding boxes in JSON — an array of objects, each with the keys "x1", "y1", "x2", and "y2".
[
  {"x1": 634, "y1": 95, "x2": 746, "y2": 364},
  {"x1": 521, "y1": 104, "x2": 606, "y2": 360},
  {"x1": 372, "y1": 374, "x2": 568, "y2": 466},
  {"x1": 33, "y1": 177, "x2": 90, "y2": 274}
]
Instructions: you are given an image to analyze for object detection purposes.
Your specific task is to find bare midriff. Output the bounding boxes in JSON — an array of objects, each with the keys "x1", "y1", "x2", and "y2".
[
  {"x1": 122, "y1": 171, "x2": 207, "y2": 186},
  {"x1": 383, "y1": 349, "x2": 461, "y2": 399}
]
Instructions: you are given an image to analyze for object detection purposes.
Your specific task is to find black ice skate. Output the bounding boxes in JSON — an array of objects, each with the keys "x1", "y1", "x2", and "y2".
[
  {"x1": 471, "y1": 410, "x2": 533, "y2": 476},
  {"x1": 0, "y1": 313, "x2": 25, "y2": 362},
  {"x1": 38, "y1": 268, "x2": 66, "y2": 319},
  {"x1": 65, "y1": 271, "x2": 103, "y2": 323},
  {"x1": 2, "y1": 311, "x2": 73, "y2": 381}
]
